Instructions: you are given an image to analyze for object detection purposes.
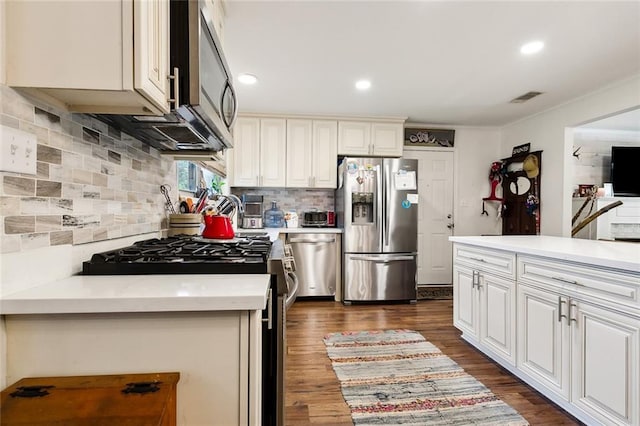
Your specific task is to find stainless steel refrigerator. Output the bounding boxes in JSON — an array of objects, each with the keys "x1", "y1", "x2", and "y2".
[{"x1": 336, "y1": 157, "x2": 418, "y2": 302}]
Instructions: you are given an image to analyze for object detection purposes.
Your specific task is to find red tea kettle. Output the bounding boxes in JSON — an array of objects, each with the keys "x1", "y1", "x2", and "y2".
[{"x1": 202, "y1": 213, "x2": 235, "y2": 239}]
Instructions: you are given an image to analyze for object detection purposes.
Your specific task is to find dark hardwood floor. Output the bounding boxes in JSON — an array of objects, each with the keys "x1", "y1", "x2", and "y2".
[{"x1": 285, "y1": 299, "x2": 581, "y2": 425}]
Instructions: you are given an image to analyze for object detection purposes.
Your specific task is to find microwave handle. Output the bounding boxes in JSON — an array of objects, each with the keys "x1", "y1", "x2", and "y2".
[{"x1": 221, "y1": 81, "x2": 238, "y2": 130}]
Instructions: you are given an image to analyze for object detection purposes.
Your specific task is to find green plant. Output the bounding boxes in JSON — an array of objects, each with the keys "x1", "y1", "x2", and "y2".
[{"x1": 211, "y1": 175, "x2": 225, "y2": 194}]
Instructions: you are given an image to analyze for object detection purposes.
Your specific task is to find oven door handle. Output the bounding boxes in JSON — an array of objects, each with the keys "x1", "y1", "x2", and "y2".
[
  {"x1": 285, "y1": 271, "x2": 299, "y2": 310},
  {"x1": 262, "y1": 288, "x2": 273, "y2": 330}
]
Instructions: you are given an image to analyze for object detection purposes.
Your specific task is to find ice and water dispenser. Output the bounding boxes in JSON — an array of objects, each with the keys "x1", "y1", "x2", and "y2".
[{"x1": 351, "y1": 192, "x2": 374, "y2": 224}]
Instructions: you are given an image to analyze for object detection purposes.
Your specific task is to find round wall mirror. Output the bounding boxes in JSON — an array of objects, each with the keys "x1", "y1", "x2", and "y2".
[{"x1": 509, "y1": 176, "x2": 531, "y2": 195}]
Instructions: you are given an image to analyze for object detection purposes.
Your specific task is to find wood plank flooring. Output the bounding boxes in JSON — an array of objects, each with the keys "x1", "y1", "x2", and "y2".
[{"x1": 285, "y1": 299, "x2": 582, "y2": 425}]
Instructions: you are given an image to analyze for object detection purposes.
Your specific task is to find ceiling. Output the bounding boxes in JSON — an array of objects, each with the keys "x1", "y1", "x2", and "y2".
[{"x1": 223, "y1": 1, "x2": 640, "y2": 127}]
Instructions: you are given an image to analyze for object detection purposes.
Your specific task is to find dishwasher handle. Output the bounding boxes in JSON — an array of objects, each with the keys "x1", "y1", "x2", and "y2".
[
  {"x1": 288, "y1": 236, "x2": 336, "y2": 244},
  {"x1": 349, "y1": 255, "x2": 415, "y2": 263}
]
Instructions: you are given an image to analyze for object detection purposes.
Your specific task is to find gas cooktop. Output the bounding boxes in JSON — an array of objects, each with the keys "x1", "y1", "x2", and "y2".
[{"x1": 83, "y1": 235, "x2": 273, "y2": 275}]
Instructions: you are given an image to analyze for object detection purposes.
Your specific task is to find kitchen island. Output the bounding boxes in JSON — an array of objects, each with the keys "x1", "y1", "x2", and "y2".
[
  {"x1": 450, "y1": 235, "x2": 639, "y2": 426},
  {"x1": 0, "y1": 274, "x2": 270, "y2": 426}
]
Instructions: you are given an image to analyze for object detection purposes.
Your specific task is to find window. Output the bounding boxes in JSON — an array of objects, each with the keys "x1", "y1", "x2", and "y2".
[
  {"x1": 177, "y1": 161, "x2": 198, "y2": 192},
  {"x1": 177, "y1": 161, "x2": 224, "y2": 193}
]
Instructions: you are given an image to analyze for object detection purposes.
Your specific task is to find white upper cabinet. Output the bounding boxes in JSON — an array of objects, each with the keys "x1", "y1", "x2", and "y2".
[
  {"x1": 287, "y1": 119, "x2": 338, "y2": 188},
  {"x1": 260, "y1": 119, "x2": 287, "y2": 187},
  {"x1": 5, "y1": 0, "x2": 170, "y2": 115},
  {"x1": 338, "y1": 120, "x2": 404, "y2": 157},
  {"x1": 231, "y1": 117, "x2": 286, "y2": 187}
]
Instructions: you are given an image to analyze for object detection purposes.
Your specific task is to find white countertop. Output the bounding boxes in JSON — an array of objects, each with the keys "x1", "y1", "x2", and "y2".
[
  {"x1": 0, "y1": 274, "x2": 271, "y2": 315},
  {"x1": 450, "y1": 235, "x2": 640, "y2": 273}
]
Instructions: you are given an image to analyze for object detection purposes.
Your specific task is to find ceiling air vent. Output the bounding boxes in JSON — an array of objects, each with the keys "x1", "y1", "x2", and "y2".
[{"x1": 510, "y1": 91, "x2": 543, "y2": 103}]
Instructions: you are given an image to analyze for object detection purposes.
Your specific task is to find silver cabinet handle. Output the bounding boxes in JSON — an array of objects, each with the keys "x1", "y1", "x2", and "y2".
[
  {"x1": 569, "y1": 302, "x2": 578, "y2": 324},
  {"x1": 558, "y1": 296, "x2": 567, "y2": 323},
  {"x1": 552, "y1": 276, "x2": 579, "y2": 285},
  {"x1": 167, "y1": 67, "x2": 180, "y2": 110},
  {"x1": 261, "y1": 288, "x2": 272, "y2": 330},
  {"x1": 472, "y1": 271, "x2": 478, "y2": 289},
  {"x1": 468, "y1": 256, "x2": 486, "y2": 263}
]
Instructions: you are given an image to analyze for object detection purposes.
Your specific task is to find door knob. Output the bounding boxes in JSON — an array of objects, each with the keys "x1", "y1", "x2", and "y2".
[
  {"x1": 447, "y1": 214, "x2": 452, "y2": 219},
  {"x1": 447, "y1": 223, "x2": 454, "y2": 229}
]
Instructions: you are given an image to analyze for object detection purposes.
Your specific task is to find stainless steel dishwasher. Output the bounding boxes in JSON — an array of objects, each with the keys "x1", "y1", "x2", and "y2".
[{"x1": 286, "y1": 233, "x2": 337, "y2": 297}]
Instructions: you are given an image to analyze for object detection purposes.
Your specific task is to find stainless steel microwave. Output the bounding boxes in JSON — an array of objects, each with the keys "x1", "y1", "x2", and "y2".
[{"x1": 96, "y1": 0, "x2": 237, "y2": 153}]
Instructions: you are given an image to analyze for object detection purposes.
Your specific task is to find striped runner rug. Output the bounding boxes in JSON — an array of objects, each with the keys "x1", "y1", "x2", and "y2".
[{"x1": 324, "y1": 329, "x2": 529, "y2": 425}]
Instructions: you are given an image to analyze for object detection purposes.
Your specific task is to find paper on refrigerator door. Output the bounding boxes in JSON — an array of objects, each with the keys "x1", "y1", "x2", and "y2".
[
  {"x1": 407, "y1": 194, "x2": 419, "y2": 204},
  {"x1": 394, "y1": 171, "x2": 416, "y2": 190}
]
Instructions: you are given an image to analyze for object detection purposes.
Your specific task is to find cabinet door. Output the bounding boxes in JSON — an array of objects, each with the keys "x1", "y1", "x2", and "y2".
[
  {"x1": 134, "y1": 0, "x2": 170, "y2": 113},
  {"x1": 286, "y1": 119, "x2": 313, "y2": 188},
  {"x1": 480, "y1": 273, "x2": 516, "y2": 365},
  {"x1": 517, "y1": 284, "x2": 570, "y2": 401},
  {"x1": 232, "y1": 118, "x2": 260, "y2": 187},
  {"x1": 260, "y1": 118, "x2": 287, "y2": 187},
  {"x1": 312, "y1": 120, "x2": 338, "y2": 188},
  {"x1": 453, "y1": 264, "x2": 479, "y2": 340},
  {"x1": 371, "y1": 122, "x2": 403, "y2": 157},
  {"x1": 571, "y1": 302, "x2": 639, "y2": 426},
  {"x1": 338, "y1": 121, "x2": 370, "y2": 156}
]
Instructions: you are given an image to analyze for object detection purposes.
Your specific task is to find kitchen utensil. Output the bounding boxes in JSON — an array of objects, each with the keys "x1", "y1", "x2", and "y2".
[
  {"x1": 179, "y1": 201, "x2": 190, "y2": 213},
  {"x1": 160, "y1": 185, "x2": 177, "y2": 214},
  {"x1": 194, "y1": 188, "x2": 210, "y2": 213},
  {"x1": 202, "y1": 213, "x2": 235, "y2": 239}
]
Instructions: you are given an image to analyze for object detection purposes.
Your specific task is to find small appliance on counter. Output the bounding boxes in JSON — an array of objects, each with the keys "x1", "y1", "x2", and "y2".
[
  {"x1": 241, "y1": 194, "x2": 264, "y2": 229},
  {"x1": 302, "y1": 210, "x2": 335, "y2": 227}
]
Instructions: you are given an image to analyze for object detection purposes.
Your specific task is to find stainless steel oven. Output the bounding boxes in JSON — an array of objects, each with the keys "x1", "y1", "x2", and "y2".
[{"x1": 264, "y1": 241, "x2": 298, "y2": 426}]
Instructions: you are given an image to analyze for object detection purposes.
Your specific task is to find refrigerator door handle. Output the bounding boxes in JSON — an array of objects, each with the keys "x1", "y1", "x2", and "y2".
[
  {"x1": 383, "y1": 162, "x2": 390, "y2": 247},
  {"x1": 348, "y1": 255, "x2": 415, "y2": 262},
  {"x1": 377, "y1": 163, "x2": 384, "y2": 250}
]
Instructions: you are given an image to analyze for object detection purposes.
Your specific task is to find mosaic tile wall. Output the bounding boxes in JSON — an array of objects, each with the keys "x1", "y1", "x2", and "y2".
[
  {"x1": 0, "y1": 85, "x2": 176, "y2": 254},
  {"x1": 230, "y1": 187, "x2": 335, "y2": 214}
]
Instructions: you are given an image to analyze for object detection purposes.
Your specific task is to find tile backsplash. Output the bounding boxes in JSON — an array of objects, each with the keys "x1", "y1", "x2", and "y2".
[
  {"x1": 0, "y1": 85, "x2": 175, "y2": 254},
  {"x1": 231, "y1": 187, "x2": 335, "y2": 213}
]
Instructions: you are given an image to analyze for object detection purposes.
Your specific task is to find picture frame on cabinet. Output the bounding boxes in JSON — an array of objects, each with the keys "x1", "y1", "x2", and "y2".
[{"x1": 404, "y1": 128, "x2": 455, "y2": 147}]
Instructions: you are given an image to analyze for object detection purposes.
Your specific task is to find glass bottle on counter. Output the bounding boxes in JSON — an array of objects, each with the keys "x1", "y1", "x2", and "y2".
[{"x1": 264, "y1": 200, "x2": 285, "y2": 228}]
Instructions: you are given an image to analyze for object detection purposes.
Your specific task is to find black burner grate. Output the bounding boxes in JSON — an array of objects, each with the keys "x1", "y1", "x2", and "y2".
[{"x1": 83, "y1": 235, "x2": 272, "y2": 275}]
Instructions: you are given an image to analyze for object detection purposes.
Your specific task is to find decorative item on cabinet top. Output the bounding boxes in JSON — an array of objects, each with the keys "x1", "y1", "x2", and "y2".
[{"x1": 404, "y1": 128, "x2": 455, "y2": 148}]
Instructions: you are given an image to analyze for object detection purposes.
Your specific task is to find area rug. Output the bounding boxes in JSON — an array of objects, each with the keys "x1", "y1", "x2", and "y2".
[{"x1": 324, "y1": 329, "x2": 529, "y2": 425}]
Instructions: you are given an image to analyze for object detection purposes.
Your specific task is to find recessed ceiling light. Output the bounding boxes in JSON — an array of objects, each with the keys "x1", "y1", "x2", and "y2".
[
  {"x1": 238, "y1": 73, "x2": 258, "y2": 85},
  {"x1": 520, "y1": 41, "x2": 544, "y2": 55},
  {"x1": 355, "y1": 80, "x2": 371, "y2": 90}
]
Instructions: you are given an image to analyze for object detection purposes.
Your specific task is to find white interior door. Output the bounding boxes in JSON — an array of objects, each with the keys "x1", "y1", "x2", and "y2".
[{"x1": 404, "y1": 149, "x2": 454, "y2": 285}]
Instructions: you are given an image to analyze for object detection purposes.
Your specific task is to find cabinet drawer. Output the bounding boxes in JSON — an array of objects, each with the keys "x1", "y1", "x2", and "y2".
[
  {"x1": 518, "y1": 255, "x2": 639, "y2": 306},
  {"x1": 453, "y1": 244, "x2": 516, "y2": 279}
]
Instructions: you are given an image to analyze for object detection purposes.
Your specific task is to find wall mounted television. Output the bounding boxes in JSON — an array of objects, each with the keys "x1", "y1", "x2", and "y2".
[{"x1": 611, "y1": 146, "x2": 640, "y2": 197}]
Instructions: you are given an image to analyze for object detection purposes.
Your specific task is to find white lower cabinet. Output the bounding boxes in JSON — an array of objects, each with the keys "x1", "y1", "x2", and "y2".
[
  {"x1": 517, "y1": 283, "x2": 570, "y2": 400},
  {"x1": 453, "y1": 264, "x2": 515, "y2": 365},
  {"x1": 453, "y1": 242, "x2": 640, "y2": 425},
  {"x1": 517, "y1": 282, "x2": 639, "y2": 425},
  {"x1": 571, "y1": 300, "x2": 639, "y2": 425}
]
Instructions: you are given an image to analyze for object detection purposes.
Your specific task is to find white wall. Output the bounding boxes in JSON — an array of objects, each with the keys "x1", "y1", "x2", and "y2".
[
  {"x1": 453, "y1": 127, "x2": 503, "y2": 236},
  {"x1": 501, "y1": 75, "x2": 640, "y2": 236}
]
